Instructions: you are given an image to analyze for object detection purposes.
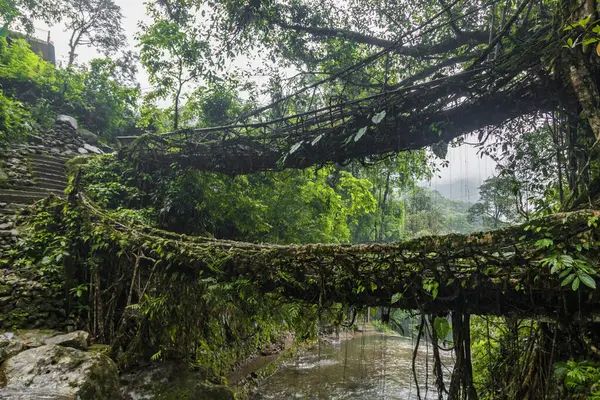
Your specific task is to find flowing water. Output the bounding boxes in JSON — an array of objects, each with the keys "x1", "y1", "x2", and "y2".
[{"x1": 252, "y1": 331, "x2": 454, "y2": 400}]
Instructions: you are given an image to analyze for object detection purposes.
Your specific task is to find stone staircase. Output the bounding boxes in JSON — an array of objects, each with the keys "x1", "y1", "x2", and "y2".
[
  {"x1": 0, "y1": 151, "x2": 72, "y2": 254},
  {"x1": 0, "y1": 115, "x2": 109, "y2": 256}
]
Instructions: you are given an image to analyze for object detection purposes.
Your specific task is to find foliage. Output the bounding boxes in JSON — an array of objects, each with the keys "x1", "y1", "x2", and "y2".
[
  {"x1": 64, "y1": 0, "x2": 126, "y2": 67},
  {"x1": 403, "y1": 186, "x2": 482, "y2": 238},
  {"x1": 0, "y1": 37, "x2": 139, "y2": 141},
  {"x1": 0, "y1": 0, "x2": 65, "y2": 34},
  {"x1": 468, "y1": 175, "x2": 521, "y2": 230},
  {"x1": 555, "y1": 360, "x2": 600, "y2": 399},
  {"x1": 137, "y1": 0, "x2": 211, "y2": 130},
  {"x1": 0, "y1": 90, "x2": 32, "y2": 144},
  {"x1": 79, "y1": 154, "x2": 377, "y2": 243}
]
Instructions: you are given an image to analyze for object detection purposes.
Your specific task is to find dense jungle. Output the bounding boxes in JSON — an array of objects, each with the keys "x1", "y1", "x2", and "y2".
[{"x1": 1, "y1": 0, "x2": 600, "y2": 399}]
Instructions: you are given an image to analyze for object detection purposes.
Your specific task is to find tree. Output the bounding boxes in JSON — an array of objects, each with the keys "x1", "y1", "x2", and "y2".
[
  {"x1": 131, "y1": 0, "x2": 600, "y2": 187},
  {"x1": 468, "y1": 176, "x2": 520, "y2": 230},
  {"x1": 64, "y1": 0, "x2": 126, "y2": 67},
  {"x1": 137, "y1": 1, "x2": 210, "y2": 130},
  {"x1": 0, "y1": 0, "x2": 64, "y2": 34}
]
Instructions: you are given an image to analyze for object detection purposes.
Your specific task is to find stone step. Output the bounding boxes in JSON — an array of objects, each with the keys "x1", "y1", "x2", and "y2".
[
  {"x1": 0, "y1": 203, "x2": 28, "y2": 217},
  {"x1": 0, "y1": 190, "x2": 62, "y2": 204},
  {"x1": 28, "y1": 182, "x2": 67, "y2": 192},
  {"x1": 34, "y1": 178, "x2": 67, "y2": 191},
  {"x1": 30, "y1": 162, "x2": 66, "y2": 175},
  {"x1": 31, "y1": 170, "x2": 67, "y2": 182},
  {"x1": 30, "y1": 153, "x2": 72, "y2": 164},
  {"x1": 8, "y1": 186, "x2": 65, "y2": 195},
  {"x1": 0, "y1": 208, "x2": 19, "y2": 216}
]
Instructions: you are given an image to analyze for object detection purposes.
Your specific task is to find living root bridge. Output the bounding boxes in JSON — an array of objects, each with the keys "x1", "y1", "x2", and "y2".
[{"x1": 67, "y1": 196, "x2": 600, "y2": 318}]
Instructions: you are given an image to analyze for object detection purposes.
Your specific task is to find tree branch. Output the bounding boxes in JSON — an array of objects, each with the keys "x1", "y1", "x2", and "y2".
[{"x1": 273, "y1": 20, "x2": 488, "y2": 57}]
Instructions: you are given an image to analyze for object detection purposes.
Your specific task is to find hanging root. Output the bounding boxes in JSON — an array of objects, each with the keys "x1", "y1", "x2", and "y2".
[
  {"x1": 448, "y1": 312, "x2": 478, "y2": 400},
  {"x1": 412, "y1": 316, "x2": 425, "y2": 400},
  {"x1": 428, "y1": 315, "x2": 447, "y2": 400}
]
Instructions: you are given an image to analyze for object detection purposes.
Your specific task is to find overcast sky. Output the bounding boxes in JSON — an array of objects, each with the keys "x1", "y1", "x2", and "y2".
[{"x1": 36, "y1": 1, "x2": 496, "y2": 199}]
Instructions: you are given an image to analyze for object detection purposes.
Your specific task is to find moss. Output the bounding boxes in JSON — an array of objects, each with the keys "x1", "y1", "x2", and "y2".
[
  {"x1": 88, "y1": 344, "x2": 110, "y2": 355},
  {"x1": 78, "y1": 353, "x2": 122, "y2": 400}
]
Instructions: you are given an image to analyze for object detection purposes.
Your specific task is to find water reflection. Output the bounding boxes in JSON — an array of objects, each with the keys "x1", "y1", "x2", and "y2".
[{"x1": 253, "y1": 332, "x2": 454, "y2": 400}]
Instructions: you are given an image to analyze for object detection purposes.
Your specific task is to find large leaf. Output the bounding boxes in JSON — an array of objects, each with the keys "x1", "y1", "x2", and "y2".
[
  {"x1": 311, "y1": 134, "x2": 324, "y2": 146},
  {"x1": 433, "y1": 317, "x2": 451, "y2": 340},
  {"x1": 577, "y1": 270, "x2": 596, "y2": 289},
  {"x1": 372, "y1": 110, "x2": 386, "y2": 124},
  {"x1": 561, "y1": 273, "x2": 576, "y2": 286},
  {"x1": 354, "y1": 126, "x2": 368, "y2": 142},
  {"x1": 289, "y1": 141, "x2": 303, "y2": 154}
]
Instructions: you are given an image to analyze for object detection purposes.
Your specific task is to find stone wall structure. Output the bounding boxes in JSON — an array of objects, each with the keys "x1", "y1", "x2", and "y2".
[{"x1": 0, "y1": 116, "x2": 110, "y2": 330}]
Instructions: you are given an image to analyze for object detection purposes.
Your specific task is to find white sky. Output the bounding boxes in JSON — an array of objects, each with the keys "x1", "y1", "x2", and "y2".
[{"x1": 34, "y1": 1, "x2": 496, "y2": 197}]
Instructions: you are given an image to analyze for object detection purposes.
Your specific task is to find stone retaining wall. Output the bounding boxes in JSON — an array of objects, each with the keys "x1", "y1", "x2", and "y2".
[
  {"x1": 0, "y1": 115, "x2": 112, "y2": 330},
  {"x1": 0, "y1": 271, "x2": 69, "y2": 330}
]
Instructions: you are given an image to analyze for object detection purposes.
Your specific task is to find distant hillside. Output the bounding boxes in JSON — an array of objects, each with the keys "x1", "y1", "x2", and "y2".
[
  {"x1": 420, "y1": 178, "x2": 482, "y2": 203},
  {"x1": 402, "y1": 186, "x2": 483, "y2": 238}
]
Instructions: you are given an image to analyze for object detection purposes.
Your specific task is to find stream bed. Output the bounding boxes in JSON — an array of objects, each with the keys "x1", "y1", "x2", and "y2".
[{"x1": 251, "y1": 331, "x2": 454, "y2": 399}]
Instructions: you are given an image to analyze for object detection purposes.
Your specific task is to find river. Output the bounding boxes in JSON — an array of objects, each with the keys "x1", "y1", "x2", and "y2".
[{"x1": 251, "y1": 331, "x2": 454, "y2": 400}]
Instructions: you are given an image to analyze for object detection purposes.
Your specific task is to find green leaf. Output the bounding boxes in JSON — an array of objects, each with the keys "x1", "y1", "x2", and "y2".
[
  {"x1": 311, "y1": 134, "x2": 324, "y2": 146},
  {"x1": 572, "y1": 277, "x2": 580, "y2": 291},
  {"x1": 535, "y1": 238, "x2": 553, "y2": 248},
  {"x1": 559, "y1": 269, "x2": 571, "y2": 279},
  {"x1": 578, "y1": 15, "x2": 591, "y2": 28},
  {"x1": 371, "y1": 110, "x2": 386, "y2": 124},
  {"x1": 577, "y1": 271, "x2": 596, "y2": 289},
  {"x1": 433, "y1": 317, "x2": 450, "y2": 339},
  {"x1": 583, "y1": 38, "x2": 599, "y2": 46},
  {"x1": 354, "y1": 126, "x2": 368, "y2": 142},
  {"x1": 289, "y1": 141, "x2": 303, "y2": 154},
  {"x1": 370, "y1": 282, "x2": 378, "y2": 292},
  {"x1": 561, "y1": 273, "x2": 576, "y2": 286},
  {"x1": 391, "y1": 292, "x2": 403, "y2": 304},
  {"x1": 568, "y1": 37, "x2": 574, "y2": 47},
  {"x1": 561, "y1": 255, "x2": 574, "y2": 267}
]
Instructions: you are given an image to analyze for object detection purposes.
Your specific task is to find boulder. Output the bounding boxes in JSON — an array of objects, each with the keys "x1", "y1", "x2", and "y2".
[
  {"x1": 77, "y1": 147, "x2": 89, "y2": 155},
  {"x1": 45, "y1": 330, "x2": 89, "y2": 350},
  {"x1": 0, "y1": 331, "x2": 58, "y2": 364},
  {"x1": 0, "y1": 344, "x2": 121, "y2": 399},
  {"x1": 56, "y1": 115, "x2": 78, "y2": 131},
  {"x1": 78, "y1": 128, "x2": 98, "y2": 145},
  {"x1": 120, "y1": 361, "x2": 234, "y2": 400}
]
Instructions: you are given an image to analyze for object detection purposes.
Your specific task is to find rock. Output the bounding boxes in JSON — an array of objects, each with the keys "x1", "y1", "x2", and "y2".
[
  {"x1": 0, "y1": 338, "x2": 24, "y2": 365},
  {"x1": 78, "y1": 128, "x2": 99, "y2": 145},
  {"x1": 120, "y1": 362, "x2": 234, "y2": 400},
  {"x1": 0, "y1": 222, "x2": 13, "y2": 230},
  {"x1": 45, "y1": 330, "x2": 89, "y2": 350},
  {"x1": 28, "y1": 134, "x2": 44, "y2": 145},
  {"x1": 56, "y1": 115, "x2": 78, "y2": 130},
  {"x1": 0, "y1": 330, "x2": 59, "y2": 363},
  {"x1": 0, "y1": 344, "x2": 121, "y2": 399},
  {"x1": 78, "y1": 147, "x2": 89, "y2": 155},
  {"x1": 83, "y1": 143, "x2": 102, "y2": 155},
  {"x1": 50, "y1": 147, "x2": 61, "y2": 154}
]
